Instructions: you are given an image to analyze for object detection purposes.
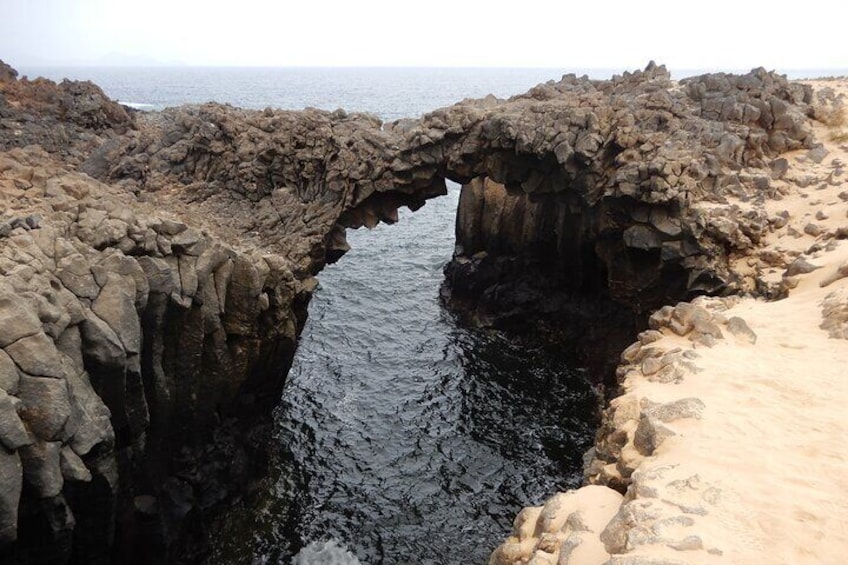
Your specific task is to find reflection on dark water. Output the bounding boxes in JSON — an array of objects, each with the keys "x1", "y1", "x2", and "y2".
[{"x1": 216, "y1": 185, "x2": 598, "y2": 564}]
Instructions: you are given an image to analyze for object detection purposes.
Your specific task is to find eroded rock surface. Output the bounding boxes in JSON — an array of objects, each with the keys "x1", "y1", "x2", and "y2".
[
  {"x1": 88, "y1": 63, "x2": 818, "y2": 319},
  {"x1": 0, "y1": 144, "x2": 314, "y2": 564},
  {"x1": 0, "y1": 59, "x2": 836, "y2": 563}
]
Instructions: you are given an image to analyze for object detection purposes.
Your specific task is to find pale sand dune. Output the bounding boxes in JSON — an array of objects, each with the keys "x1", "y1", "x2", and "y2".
[{"x1": 492, "y1": 79, "x2": 848, "y2": 564}]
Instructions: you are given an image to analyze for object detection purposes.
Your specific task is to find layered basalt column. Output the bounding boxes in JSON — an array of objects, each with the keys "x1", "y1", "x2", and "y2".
[
  {"x1": 431, "y1": 66, "x2": 817, "y2": 375},
  {"x1": 443, "y1": 177, "x2": 644, "y2": 373}
]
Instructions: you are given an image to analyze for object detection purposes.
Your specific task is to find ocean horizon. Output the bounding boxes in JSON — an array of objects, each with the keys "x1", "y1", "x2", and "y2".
[{"x1": 14, "y1": 64, "x2": 848, "y2": 120}]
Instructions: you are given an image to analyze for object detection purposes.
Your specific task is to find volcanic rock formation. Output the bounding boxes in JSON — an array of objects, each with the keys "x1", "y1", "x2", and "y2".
[{"x1": 0, "y1": 60, "x2": 831, "y2": 563}]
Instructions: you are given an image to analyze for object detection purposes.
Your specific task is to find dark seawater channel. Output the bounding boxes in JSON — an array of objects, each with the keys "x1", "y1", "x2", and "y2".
[
  {"x1": 19, "y1": 66, "x2": 605, "y2": 564},
  {"x1": 212, "y1": 185, "x2": 599, "y2": 564}
]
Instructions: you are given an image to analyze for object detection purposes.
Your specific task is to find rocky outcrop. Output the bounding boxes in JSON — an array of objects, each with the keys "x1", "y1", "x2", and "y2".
[
  {"x1": 0, "y1": 65, "x2": 134, "y2": 163},
  {"x1": 585, "y1": 297, "x2": 746, "y2": 492},
  {"x1": 0, "y1": 59, "x2": 832, "y2": 562},
  {"x1": 0, "y1": 144, "x2": 314, "y2": 563},
  {"x1": 83, "y1": 63, "x2": 819, "y2": 377},
  {"x1": 487, "y1": 75, "x2": 848, "y2": 564},
  {"x1": 90, "y1": 63, "x2": 817, "y2": 314},
  {"x1": 442, "y1": 66, "x2": 817, "y2": 341},
  {"x1": 490, "y1": 486, "x2": 625, "y2": 564}
]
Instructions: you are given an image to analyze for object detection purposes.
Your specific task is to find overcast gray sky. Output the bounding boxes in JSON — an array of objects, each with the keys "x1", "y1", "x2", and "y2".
[{"x1": 1, "y1": 0, "x2": 846, "y2": 70}]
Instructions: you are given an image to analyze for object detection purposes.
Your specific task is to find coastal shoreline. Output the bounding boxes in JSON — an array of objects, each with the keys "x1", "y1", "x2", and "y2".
[{"x1": 1, "y1": 59, "x2": 846, "y2": 563}]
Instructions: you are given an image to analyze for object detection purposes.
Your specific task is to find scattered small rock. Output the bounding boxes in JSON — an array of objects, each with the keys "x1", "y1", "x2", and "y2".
[
  {"x1": 804, "y1": 223, "x2": 824, "y2": 237},
  {"x1": 785, "y1": 257, "x2": 821, "y2": 276},
  {"x1": 808, "y1": 146, "x2": 829, "y2": 164},
  {"x1": 769, "y1": 158, "x2": 789, "y2": 180},
  {"x1": 726, "y1": 316, "x2": 757, "y2": 344}
]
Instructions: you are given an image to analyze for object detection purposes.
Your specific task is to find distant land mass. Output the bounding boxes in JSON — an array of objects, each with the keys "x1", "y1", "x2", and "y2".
[{"x1": 1, "y1": 50, "x2": 186, "y2": 68}]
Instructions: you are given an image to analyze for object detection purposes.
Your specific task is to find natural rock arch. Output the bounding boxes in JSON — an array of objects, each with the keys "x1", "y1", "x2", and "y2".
[
  {"x1": 90, "y1": 63, "x2": 814, "y2": 318},
  {"x1": 0, "y1": 60, "x2": 823, "y2": 563}
]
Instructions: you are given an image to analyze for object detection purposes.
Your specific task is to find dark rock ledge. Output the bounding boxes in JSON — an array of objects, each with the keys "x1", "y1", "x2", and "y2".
[{"x1": 0, "y1": 58, "x2": 823, "y2": 562}]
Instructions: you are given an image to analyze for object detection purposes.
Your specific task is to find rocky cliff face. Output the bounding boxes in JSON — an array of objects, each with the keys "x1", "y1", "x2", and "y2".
[
  {"x1": 0, "y1": 60, "x2": 827, "y2": 562},
  {"x1": 442, "y1": 65, "x2": 815, "y2": 327},
  {"x1": 0, "y1": 66, "x2": 319, "y2": 563},
  {"x1": 0, "y1": 144, "x2": 313, "y2": 563}
]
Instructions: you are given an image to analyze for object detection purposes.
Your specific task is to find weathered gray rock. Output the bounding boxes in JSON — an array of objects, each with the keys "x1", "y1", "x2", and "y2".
[
  {"x1": 689, "y1": 314, "x2": 724, "y2": 344},
  {"x1": 94, "y1": 253, "x2": 150, "y2": 309},
  {"x1": 0, "y1": 389, "x2": 31, "y2": 450},
  {"x1": 156, "y1": 218, "x2": 187, "y2": 236},
  {"x1": 668, "y1": 303, "x2": 710, "y2": 336},
  {"x1": 623, "y1": 225, "x2": 663, "y2": 250},
  {"x1": 600, "y1": 500, "x2": 665, "y2": 554},
  {"x1": 648, "y1": 306, "x2": 674, "y2": 330},
  {"x1": 804, "y1": 223, "x2": 824, "y2": 237},
  {"x1": 769, "y1": 158, "x2": 789, "y2": 179},
  {"x1": 644, "y1": 398, "x2": 706, "y2": 422},
  {"x1": 726, "y1": 316, "x2": 757, "y2": 344},
  {"x1": 808, "y1": 146, "x2": 829, "y2": 164},
  {"x1": 821, "y1": 293, "x2": 848, "y2": 339},
  {"x1": 3, "y1": 331, "x2": 66, "y2": 378},
  {"x1": 137, "y1": 255, "x2": 177, "y2": 294},
  {"x1": 170, "y1": 227, "x2": 204, "y2": 255},
  {"x1": 19, "y1": 439, "x2": 64, "y2": 498},
  {"x1": 56, "y1": 253, "x2": 99, "y2": 299},
  {"x1": 785, "y1": 257, "x2": 821, "y2": 276},
  {"x1": 0, "y1": 293, "x2": 42, "y2": 347},
  {"x1": 91, "y1": 273, "x2": 141, "y2": 354},
  {"x1": 0, "y1": 349, "x2": 19, "y2": 393},
  {"x1": 80, "y1": 310, "x2": 127, "y2": 368},
  {"x1": 17, "y1": 375, "x2": 72, "y2": 440},
  {"x1": 0, "y1": 448, "x2": 22, "y2": 545},
  {"x1": 223, "y1": 256, "x2": 263, "y2": 335},
  {"x1": 59, "y1": 445, "x2": 91, "y2": 482},
  {"x1": 637, "y1": 330, "x2": 664, "y2": 345},
  {"x1": 55, "y1": 325, "x2": 85, "y2": 374},
  {"x1": 634, "y1": 415, "x2": 677, "y2": 455},
  {"x1": 65, "y1": 369, "x2": 113, "y2": 456}
]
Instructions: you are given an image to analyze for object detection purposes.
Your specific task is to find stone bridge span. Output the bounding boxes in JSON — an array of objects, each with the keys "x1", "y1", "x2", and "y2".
[{"x1": 92, "y1": 62, "x2": 814, "y2": 316}]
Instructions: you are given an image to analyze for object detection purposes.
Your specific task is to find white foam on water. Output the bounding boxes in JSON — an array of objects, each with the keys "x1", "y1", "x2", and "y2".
[
  {"x1": 292, "y1": 539, "x2": 362, "y2": 565},
  {"x1": 119, "y1": 101, "x2": 155, "y2": 110}
]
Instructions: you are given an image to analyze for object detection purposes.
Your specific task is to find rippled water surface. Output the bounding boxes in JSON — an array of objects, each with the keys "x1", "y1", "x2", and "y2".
[{"x1": 257, "y1": 186, "x2": 598, "y2": 564}]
